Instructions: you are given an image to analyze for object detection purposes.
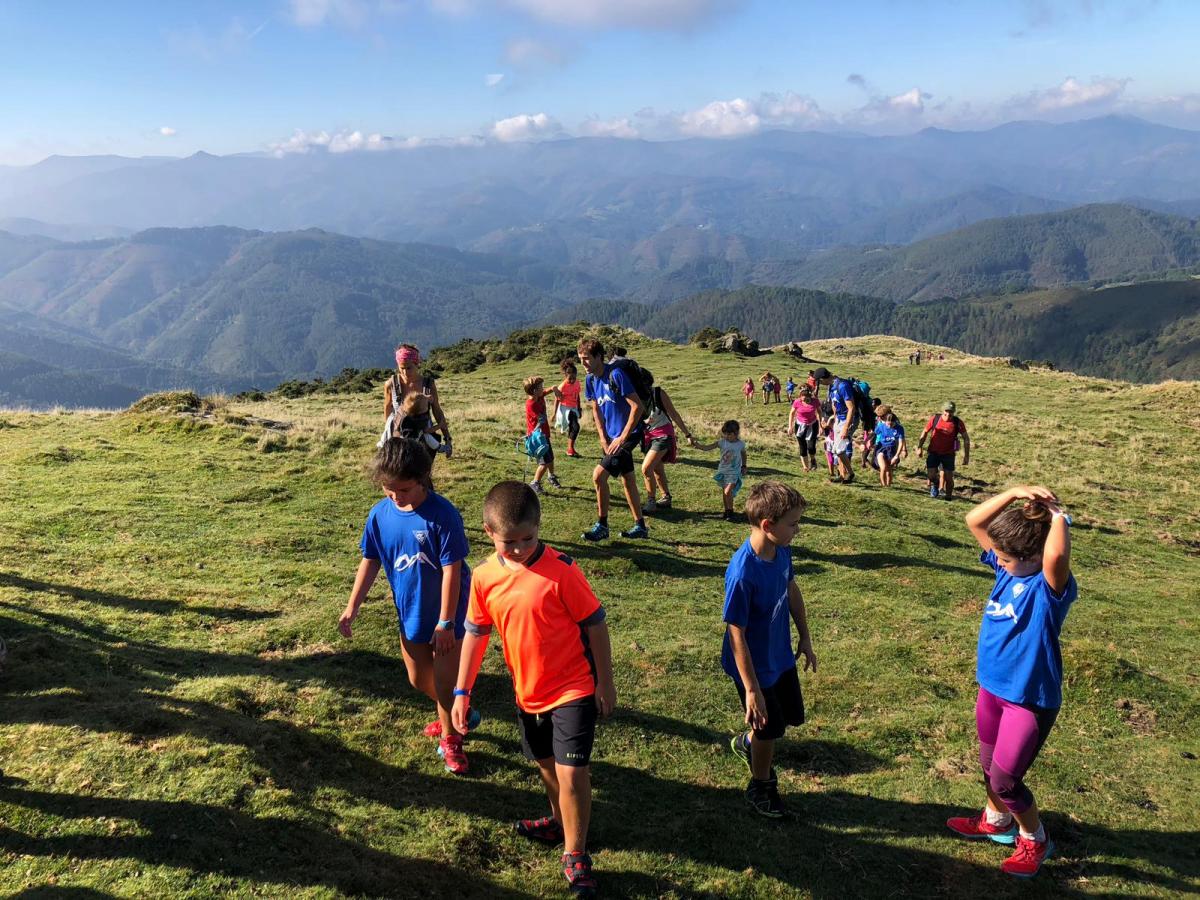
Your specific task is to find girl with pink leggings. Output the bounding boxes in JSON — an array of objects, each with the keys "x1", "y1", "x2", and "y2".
[{"x1": 947, "y1": 485, "x2": 1077, "y2": 879}]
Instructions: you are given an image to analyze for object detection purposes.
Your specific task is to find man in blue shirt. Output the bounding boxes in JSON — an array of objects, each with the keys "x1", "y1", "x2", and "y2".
[
  {"x1": 813, "y1": 366, "x2": 857, "y2": 484},
  {"x1": 577, "y1": 337, "x2": 648, "y2": 541}
]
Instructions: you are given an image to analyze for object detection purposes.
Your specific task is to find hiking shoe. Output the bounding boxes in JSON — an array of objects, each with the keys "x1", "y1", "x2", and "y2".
[
  {"x1": 424, "y1": 707, "x2": 482, "y2": 739},
  {"x1": 929, "y1": 485, "x2": 939, "y2": 498},
  {"x1": 529, "y1": 480, "x2": 545, "y2": 495},
  {"x1": 566, "y1": 449, "x2": 583, "y2": 458},
  {"x1": 437, "y1": 735, "x2": 469, "y2": 775},
  {"x1": 582, "y1": 522, "x2": 609, "y2": 542},
  {"x1": 658, "y1": 494, "x2": 672, "y2": 509},
  {"x1": 730, "y1": 732, "x2": 752, "y2": 774},
  {"x1": 745, "y1": 777, "x2": 785, "y2": 819},
  {"x1": 548, "y1": 474, "x2": 563, "y2": 488},
  {"x1": 642, "y1": 497, "x2": 658, "y2": 514},
  {"x1": 722, "y1": 509, "x2": 737, "y2": 521},
  {"x1": 942, "y1": 492, "x2": 953, "y2": 501},
  {"x1": 621, "y1": 522, "x2": 649, "y2": 539},
  {"x1": 561, "y1": 851, "x2": 598, "y2": 898},
  {"x1": 1001, "y1": 835, "x2": 1054, "y2": 878},
  {"x1": 946, "y1": 810, "x2": 1017, "y2": 845},
  {"x1": 516, "y1": 815, "x2": 564, "y2": 844},
  {"x1": 829, "y1": 475, "x2": 843, "y2": 484}
]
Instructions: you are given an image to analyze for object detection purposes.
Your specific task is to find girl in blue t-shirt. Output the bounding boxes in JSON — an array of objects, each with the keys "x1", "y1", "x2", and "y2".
[
  {"x1": 338, "y1": 437, "x2": 475, "y2": 776},
  {"x1": 870, "y1": 406, "x2": 906, "y2": 487},
  {"x1": 947, "y1": 485, "x2": 1076, "y2": 879}
]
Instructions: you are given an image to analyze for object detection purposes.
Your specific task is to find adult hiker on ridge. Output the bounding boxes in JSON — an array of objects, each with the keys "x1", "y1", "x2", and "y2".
[{"x1": 383, "y1": 344, "x2": 453, "y2": 459}]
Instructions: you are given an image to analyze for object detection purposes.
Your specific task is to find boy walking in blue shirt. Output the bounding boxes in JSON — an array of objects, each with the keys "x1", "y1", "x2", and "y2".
[
  {"x1": 577, "y1": 337, "x2": 648, "y2": 541},
  {"x1": 722, "y1": 481, "x2": 818, "y2": 818}
]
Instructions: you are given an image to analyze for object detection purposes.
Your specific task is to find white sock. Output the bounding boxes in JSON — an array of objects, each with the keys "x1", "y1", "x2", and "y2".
[
  {"x1": 1019, "y1": 823, "x2": 1046, "y2": 843},
  {"x1": 984, "y1": 807, "x2": 1012, "y2": 827}
]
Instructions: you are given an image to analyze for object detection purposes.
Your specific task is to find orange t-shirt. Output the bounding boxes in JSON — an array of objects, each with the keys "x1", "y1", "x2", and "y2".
[
  {"x1": 467, "y1": 544, "x2": 603, "y2": 713},
  {"x1": 558, "y1": 379, "x2": 582, "y2": 409}
]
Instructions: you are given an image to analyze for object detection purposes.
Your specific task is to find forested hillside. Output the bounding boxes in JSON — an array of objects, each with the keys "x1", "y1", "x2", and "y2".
[{"x1": 551, "y1": 281, "x2": 1200, "y2": 382}]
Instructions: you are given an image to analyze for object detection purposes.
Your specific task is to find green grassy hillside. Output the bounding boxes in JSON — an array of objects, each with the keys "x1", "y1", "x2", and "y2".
[{"x1": 1, "y1": 334, "x2": 1197, "y2": 897}]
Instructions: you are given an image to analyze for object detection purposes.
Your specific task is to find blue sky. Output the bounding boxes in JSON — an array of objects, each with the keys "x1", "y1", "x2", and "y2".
[{"x1": 1, "y1": 0, "x2": 1197, "y2": 163}]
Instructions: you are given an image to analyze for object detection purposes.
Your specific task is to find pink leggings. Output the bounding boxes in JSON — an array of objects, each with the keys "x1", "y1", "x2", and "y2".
[{"x1": 976, "y1": 687, "x2": 1058, "y2": 814}]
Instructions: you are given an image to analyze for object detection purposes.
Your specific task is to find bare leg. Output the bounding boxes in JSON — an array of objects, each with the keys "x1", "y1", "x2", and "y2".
[
  {"x1": 944, "y1": 470, "x2": 955, "y2": 498},
  {"x1": 592, "y1": 465, "x2": 609, "y2": 519},
  {"x1": 556, "y1": 764, "x2": 592, "y2": 854},
  {"x1": 400, "y1": 636, "x2": 462, "y2": 737},
  {"x1": 533, "y1": 462, "x2": 547, "y2": 483},
  {"x1": 723, "y1": 482, "x2": 735, "y2": 512},
  {"x1": 536, "y1": 756, "x2": 563, "y2": 822},
  {"x1": 641, "y1": 448, "x2": 663, "y2": 500},
  {"x1": 619, "y1": 471, "x2": 642, "y2": 522}
]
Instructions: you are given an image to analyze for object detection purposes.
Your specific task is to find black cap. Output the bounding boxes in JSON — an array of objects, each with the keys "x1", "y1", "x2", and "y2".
[{"x1": 812, "y1": 366, "x2": 832, "y2": 380}]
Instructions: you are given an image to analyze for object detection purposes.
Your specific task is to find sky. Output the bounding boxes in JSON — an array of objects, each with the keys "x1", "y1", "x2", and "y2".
[{"x1": 1, "y1": 0, "x2": 1198, "y2": 164}]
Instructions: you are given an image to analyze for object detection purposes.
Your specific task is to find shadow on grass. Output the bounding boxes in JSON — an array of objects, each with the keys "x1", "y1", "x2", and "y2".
[
  {"x1": 804, "y1": 549, "x2": 988, "y2": 579},
  {"x1": 554, "y1": 540, "x2": 727, "y2": 579},
  {"x1": 0, "y1": 787, "x2": 536, "y2": 899},
  {"x1": 10, "y1": 890, "x2": 119, "y2": 899},
  {"x1": 911, "y1": 531, "x2": 973, "y2": 550},
  {"x1": 0, "y1": 571, "x2": 278, "y2": 623}
]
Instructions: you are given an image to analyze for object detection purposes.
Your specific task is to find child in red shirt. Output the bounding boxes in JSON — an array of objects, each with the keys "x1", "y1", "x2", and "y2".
[
  {"x1": 454, "y1": 481, "x2": 615, "y2": 898},
  {"x1": 524, "y1": 376, "x2": 562, "y2": 495}
]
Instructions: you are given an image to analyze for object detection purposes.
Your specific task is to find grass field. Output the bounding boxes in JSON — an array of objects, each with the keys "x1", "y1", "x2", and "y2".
[{"x1": 1, "y1": 333, "x2": 1197, "y2": 898}]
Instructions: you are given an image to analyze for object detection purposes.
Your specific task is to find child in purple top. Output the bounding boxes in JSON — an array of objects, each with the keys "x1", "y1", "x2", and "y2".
[{"x1": 946, "y1": 485, "x2": 1076, "y2": 879}]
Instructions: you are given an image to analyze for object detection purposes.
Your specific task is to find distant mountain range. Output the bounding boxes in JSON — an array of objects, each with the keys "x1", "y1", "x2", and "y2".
[
  {"x1": 2, "y1": 197, "x2": 1199, "y2": 407},
  {"x1": 3, "y1": 116, "x2": 1200, "y2": 287}
]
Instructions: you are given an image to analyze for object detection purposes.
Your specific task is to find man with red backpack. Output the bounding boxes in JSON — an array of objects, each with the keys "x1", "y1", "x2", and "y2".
[{"x1": 917, "y1": 402, "x2": 970, "y2": 500}]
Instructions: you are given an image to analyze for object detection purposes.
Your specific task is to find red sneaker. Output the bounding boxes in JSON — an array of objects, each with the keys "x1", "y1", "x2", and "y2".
[
  {"x1": 423, "y1": 720, "x2": 443, "y2": 738},
  {"x1": 946, "y1": 810, "x2": 1017, "y2": 845},
  {"x1": 437, "y1": 735, "x2": 469, "y2": 775},
  {"x1": 1001, "y1": 834, "x2": 1054, "y2": 878}
]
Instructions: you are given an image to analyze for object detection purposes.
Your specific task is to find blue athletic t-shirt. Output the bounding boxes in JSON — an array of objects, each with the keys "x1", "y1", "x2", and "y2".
[
  {"x1": 874, "y1": 421, "x2": 905, "y2": 454},
  {"x1": 976, "y1": 549, "x2": 1077, "y2": 708},
  {"x1": 721, "y1": 539, "x2": 795, "y2": 690},
  {"x1": 828, "y1": 377, "x2": 856, "y2": 422},
  {"x1": 585, "y1": 364, "x2": 639, "y2": 442},
  {"x1": 360, "y1": 492, "x2": 471, "y2": 643}
]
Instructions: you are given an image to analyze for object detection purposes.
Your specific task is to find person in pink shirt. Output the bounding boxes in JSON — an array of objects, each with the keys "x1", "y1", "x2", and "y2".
[{"x1": 786, "y1": 386, "x2": 822, "y2": 472}]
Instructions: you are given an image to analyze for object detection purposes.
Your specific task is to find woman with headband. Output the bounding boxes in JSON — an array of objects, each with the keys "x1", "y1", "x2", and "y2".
[{"x1": 383, "y1": 344, "x2": 453, "y2": 458}]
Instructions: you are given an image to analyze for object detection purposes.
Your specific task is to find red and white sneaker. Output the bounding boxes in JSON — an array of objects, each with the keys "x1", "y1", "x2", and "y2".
[
  {"x1": 945, "y1": 810, "x2": 1018, "y2": 845},
  {"x1": 1001, "y1": 834, "x2": 1054, "y2": 878},
  {"x1": 423, "y1": 720, "x2": 443, "y2": 738},
  {"x1": 437, "y1": 735, "x2": 469, "y2": 775}
]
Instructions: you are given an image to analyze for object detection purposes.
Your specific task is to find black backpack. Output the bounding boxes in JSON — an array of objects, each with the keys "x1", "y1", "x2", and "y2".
[
  {"x1": 607, "y1": 358, "x2": 656, "y2": 415},
  {"x1": 839, "y1": 377, "x2": 876, "y2": 431}
]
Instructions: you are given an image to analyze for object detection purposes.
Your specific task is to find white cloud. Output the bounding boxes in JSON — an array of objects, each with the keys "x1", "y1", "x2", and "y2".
[
  {"x1": 674, "y1": 91, "x2": 825, "y2": 138},
  {"x1": 578, "y1": 117, "x2": 640, "y2": 139},
  {"x1": 1028, "y1": 76, "x2": 1130, "y2": 112},
  {"x1": 485, "y1": 72, "x2": 505, "y2": 88},
  {"x1": 678, "y1": 98, "x2": 761, "y2": 138},
  {"x1": 502, "y1": 0, "x2": 739, "y2": 30},
  {"x1": 159, "y1": 126, "x2": 177, "y2": 137},
  {"x1": 490, "y1": 112, "x2": 562, "y2": 142},
  {"x1": 268, "y1": 128, "x2": 397, "y2": 156}
]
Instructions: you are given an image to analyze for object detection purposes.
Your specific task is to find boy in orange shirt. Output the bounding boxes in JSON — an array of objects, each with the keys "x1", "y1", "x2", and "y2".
[{"x1": 453, "y1": 481, "x2": 616, "y2": 899}]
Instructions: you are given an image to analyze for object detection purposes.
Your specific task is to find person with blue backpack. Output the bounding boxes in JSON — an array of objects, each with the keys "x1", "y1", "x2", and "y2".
[
  {"x1": 577, "y1": 337, "x2": 649, "y2": 542},
  {"x1": 812, "y1": 367, "x2": 875, "y2": 485}
]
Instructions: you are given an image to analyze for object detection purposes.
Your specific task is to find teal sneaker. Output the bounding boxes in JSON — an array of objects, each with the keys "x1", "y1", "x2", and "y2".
[
  {"x1": 621, "y1": 522, "x2": 649, "y2": 539},
  {"x1": 582, "y1": 521, "x2": 610, "y2": 542}
]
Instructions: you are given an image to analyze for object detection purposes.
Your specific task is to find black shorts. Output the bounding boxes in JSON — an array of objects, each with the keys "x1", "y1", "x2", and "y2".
[
  {"x1": 599, "y1": 436, "x2": 639, "y2": 477},
  {"x1": 795, "y1": 422, "x2": 819, "y2": 456},
  {"x1": 518, "y1": 697, "x2": 597, "y2": 767},
  {"x1": 734, "y1": 666, "x2": 805, "y2": 741},
  {"x1": 926, "y1": 450, "x2": 956, "y2": 472},
  {"x1": 540, "y1": 446, "x2": 555, "y2": 464}
]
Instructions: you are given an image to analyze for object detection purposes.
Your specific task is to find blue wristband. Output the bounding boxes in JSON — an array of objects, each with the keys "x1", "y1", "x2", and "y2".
[
  {"x1": 437, "y1": 619, "x2": 454, "y2": 630},
  {"x1": 453, "y1": 687, "x2": 471, "y2": 698}
]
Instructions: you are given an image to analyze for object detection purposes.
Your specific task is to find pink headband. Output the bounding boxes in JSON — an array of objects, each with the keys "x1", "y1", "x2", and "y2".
[{"x1": 395, "y1": 347, "x2": 420, "y2": 367}]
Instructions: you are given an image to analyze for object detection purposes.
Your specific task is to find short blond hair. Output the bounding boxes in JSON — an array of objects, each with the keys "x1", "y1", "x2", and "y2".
[
  {"x1": 745, "y1": 481, "x2": 806, "y2": 526},
  {"x1": 401, "y1": 393, "x2": 429, "y2": 416}
]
